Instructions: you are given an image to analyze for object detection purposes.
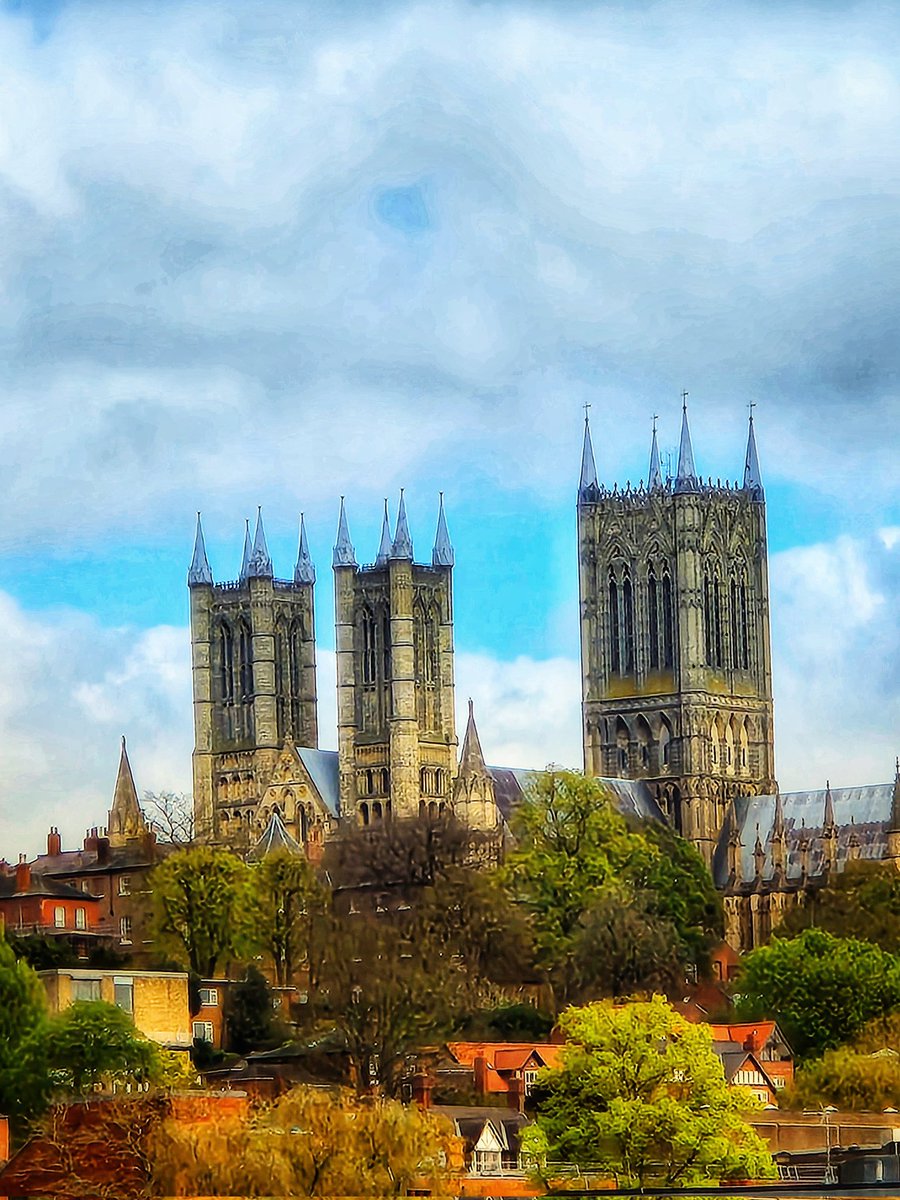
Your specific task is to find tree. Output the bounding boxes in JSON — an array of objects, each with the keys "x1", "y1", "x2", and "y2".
[
  {"x1": 786, "y1": 1045, "x2": 900, "y2": 1112},
  {"x1": 326, "y1": 808, "x2": 482, "y2": 892},
  {"x1": 574, "y1": 884, "x2": 687, "y2": 1000},
  {"x1": 735, "y1": 928, "x2": 900, "y2": 1059},
  {"x1": 150, "y1": 1085, "x2": 461, "y2": 1197},
  {"x1": 149, "y1": 845, "x2": 252, "y2": 976},
  {"x1": 224, "y1": 964, "x2": 287, "y2": 1055},
  {"x1": 250, "y1": 849, "x2": 328, "y2": 987},
  {"x1": 313, "y1": 913, "x2": 458, "y2": 1096},
  {"x1": 503, "y1": 769, "x2": 647, "y2": 1006},
  {"x1": 0, "y1": 937, "x2": 51, "y2": 1126},
  {"x1": 142, "y1": 790, "x2": 199, "y2": 845},
  {"x1": 48, "y1": 1000, "x2": 162, "y2": 1095},
  {"x1": 523, "y1": 997, "x2": 774, "y2": 1190},
  {"x1": 780, "y1": 860, "x2": 900, "y2": 953},
  {"x1": 628, "y1": 820, "x2": 724, "y2": 973}
]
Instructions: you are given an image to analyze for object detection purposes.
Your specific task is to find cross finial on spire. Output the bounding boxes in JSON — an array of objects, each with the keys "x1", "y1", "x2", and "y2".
[{"x1": 681, "y1": 389, "x2": 689, "y2": 410}]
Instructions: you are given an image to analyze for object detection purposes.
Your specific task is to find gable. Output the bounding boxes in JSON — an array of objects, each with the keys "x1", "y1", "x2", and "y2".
[{"x1": 258, "y1": 743, "x2": 338, "y2": 822}]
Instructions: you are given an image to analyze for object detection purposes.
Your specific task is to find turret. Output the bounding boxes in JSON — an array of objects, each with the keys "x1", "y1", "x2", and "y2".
[
  {"x1": 675, "y1": 396, "x2": 698, "y2": 492},
  {"x1": 725, "y1": 797, "x2": 743, "y2": 883},
  {"x1": 432, "y1": 493, "x2": 454, "y2": 567},
  {"x1": 743, "y1": 408, "x2": 763, "y2": 498},
  {"x1": 294, "y1": 514, "x2": 316, "y2": 585},
  {"x1": 375, "y1": 499, "x2": 392, "y2": 566},
  {"x1": 238, "y1": 518, "x2": 252, "y2": 582},
  {"x1": 107, "y1": 736, "x2": 149, "y2": 847},
  {"x1": 822, "y1": 780, "x2": 838, "y2": 874},
  {"x1": 391, "y1": 489, "x2": 414, "y2": 560},
  {"x1": 248, "y1": 507, "x2": 273, "y2": 579},
  {"x1": 579, "y1": 412, "x2": 598, "y2": 496},
  {"x1": 753, "y1": 825, "x2": 766, "y2": 880},
  {"x1": 770, "y1": 792, "x2": 786, "y2": 879}
]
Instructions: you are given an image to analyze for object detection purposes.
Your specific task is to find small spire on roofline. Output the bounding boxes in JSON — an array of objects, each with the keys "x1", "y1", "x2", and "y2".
[
  {"x1": 675, "y1": 391, "x2": 698, "y2": 492},
  {"x1": 579, "y1": 406, "x2": 598, "y2": 496},
  {"x1": 188, "y1": 512, "x2": 213, "y2": 587},
  {"x1": 891, "y1": 757, "x2": 900, "y2": 833},
  {"x1": 247, "y1": 507, "x2": 273, "y2": 579},
  {"x1": 648, "y1": 414, "x2": 663, "y2": 489},
  {"x1": 333, "y1": 497, "x2": 357, "y2": 568},
  {"x1": 375, "y1": 499, "x2": 392, "y2": 567},
  {"x1": 743, "y1": 402, "x2": 763, "y2": 497},
  {"x1": 391, "y1": 489, "x2": 413, "y2": 560},
  {"x1": 294, "y1": 513, "x2": 316, "y2": 585},
  {"x1": 823, "y1": 779, "x2": 836, "y2": 832},
  {"x1": 432, "y1": 492, "x2": 454, "y2": 568}
]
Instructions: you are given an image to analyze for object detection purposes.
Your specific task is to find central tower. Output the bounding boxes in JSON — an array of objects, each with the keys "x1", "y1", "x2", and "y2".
[
  {"x1": 577, "y1": 404, "x2": 776, "y2": 864},
  {"x1": 333, "y1": 493, "x2": 458, "y2": 824}
]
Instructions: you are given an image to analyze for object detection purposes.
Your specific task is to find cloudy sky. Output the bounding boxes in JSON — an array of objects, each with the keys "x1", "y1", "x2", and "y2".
[{"x1": 1, "y1": 0, "x2": 899, "y2": 855}]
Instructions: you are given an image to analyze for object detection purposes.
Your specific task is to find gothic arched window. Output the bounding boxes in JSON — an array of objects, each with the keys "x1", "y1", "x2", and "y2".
[
  {"x1": 662, "y1": 568, "x2": 674, "y2": 668},
  {"x1": 216, "y1": 621, "x2": 234, "y2": 704},
  {"x1": 704, "y1": 570, "x2": 723, "y2": 667},
  {"x1": 237, "y1": 618, "x2": 253, "y2": 698},
  {"x1": 360, "y1": 607, "x2": 377, "y2": 687},
  {"x1": 608, "y1": 573, "x2": 621, "y2": 674},
  {"x1": 622, "y1": 571, "x2": 635, "y2": 673},
  {"x1": 648, "y1": 567, "x2": 659, "y2": 670}
]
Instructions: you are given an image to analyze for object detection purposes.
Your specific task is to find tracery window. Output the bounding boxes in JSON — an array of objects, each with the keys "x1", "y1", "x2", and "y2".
[
  {"x1": 647, "y1": 561, "x2": 675, "y2": 671},
  {"x1": 361, "y1": 607, "x2": 377, "y2": 687},
  {"x1": 704, "y1": 570, "x2": 723, "y2": 667}
]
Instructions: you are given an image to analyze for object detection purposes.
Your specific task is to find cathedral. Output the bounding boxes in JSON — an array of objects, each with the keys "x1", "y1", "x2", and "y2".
[{"x1": 187, "y1": 405, "x2": 900, "y2": 952}]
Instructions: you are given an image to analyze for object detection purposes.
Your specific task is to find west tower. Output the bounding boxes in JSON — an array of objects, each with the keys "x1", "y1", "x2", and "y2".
[
  {"x1": 333, "y1": 493, "x2": 457, "y2": 825},
  {"x1": 577, "y1": 405, "x2": 776, "y2": 864},
  {"x1": 188, "y1": 510, "x2": 318, "y2": 840}
]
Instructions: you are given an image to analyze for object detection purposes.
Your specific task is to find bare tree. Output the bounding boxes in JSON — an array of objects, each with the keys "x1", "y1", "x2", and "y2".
[{"x1": 141, "y1": 791, "x2": 204, "y2": 845}]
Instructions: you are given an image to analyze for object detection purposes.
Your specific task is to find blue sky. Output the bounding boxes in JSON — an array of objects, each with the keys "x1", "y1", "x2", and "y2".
[{"x1": 1, "y1": 0, "x2": 899, "y2": 853}]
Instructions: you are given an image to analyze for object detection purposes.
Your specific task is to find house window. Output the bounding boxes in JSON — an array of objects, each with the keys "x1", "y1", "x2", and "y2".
[
  {"x1": 473, "y1": 1149, "x2": 502, "y2": 1175},
  {"x1": 118, "y1": 876, "x2": 131, "y2": 896},
  {"x1": 192, "y1": 1020, "x2": 214, "y2": 1043},
  {"x1": 73, "y1": 978, "x2": 101, "y2": 1002},
  {"x1": 113, "y1": 976, "x2": 134, "y2": 1014},
  {"x1": 198, "y1": 988, "x2": 219, "y2": 1007},
  {"x1": 524, "y1": 1069, "x2": 539, "y2": 1096},
  {"x1": 75, "y1": 907, "x2": 86, "y2": 931},
  {"x1": 81, "y1": 880, "x2": 91, "y2": 892},
  {"x1": 53, "y1": 906, "x2": 66, "y2": 928},
  {"x1": 119, "y1": 916, "x2": 133, "y2": 945}
]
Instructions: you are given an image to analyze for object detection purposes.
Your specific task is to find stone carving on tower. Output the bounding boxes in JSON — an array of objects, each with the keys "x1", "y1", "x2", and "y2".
[
  {"x1": 577, "y1": 401, "x2": 776, "y2": 865},
  {"x1": 188, "y1": 510, "x2": 318, "y2": 842},
  {"x1": 333, "y1": 492, "x2": 458, "y2": 825}
]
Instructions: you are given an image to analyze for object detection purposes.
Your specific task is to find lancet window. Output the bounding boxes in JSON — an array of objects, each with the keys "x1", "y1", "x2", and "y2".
[
  {"x1": 729, "y1": 567, "x2": 751, "y2": 671},
  {"x1": 647, "y1": 561, "x2": 675, "y2": 671},
  {"x1": 414, "y1": 596, "x2": 441, "y2": 731},
  {"x1": 704, "y1": 570, "x2": 724, "y2": 667},
  {"x1": 608, "y1": 564, "x2": 635, "y2": 674}
]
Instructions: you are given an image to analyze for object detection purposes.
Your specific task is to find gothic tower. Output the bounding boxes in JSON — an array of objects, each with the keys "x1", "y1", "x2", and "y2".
[
  {"x1": 333, "y1": 493, "x2": 457, "y2": 825},
  {"x1": 189, "y1": 510, "x2": 318, "y2": 840},
  {"x1": 578, "y1": 404, "x2": 776, "y2": 865}
]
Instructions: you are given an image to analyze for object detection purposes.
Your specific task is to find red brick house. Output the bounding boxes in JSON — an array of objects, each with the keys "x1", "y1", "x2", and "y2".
[{"x1": 0, "y1": 859, "x2": 102, "y2": 957}]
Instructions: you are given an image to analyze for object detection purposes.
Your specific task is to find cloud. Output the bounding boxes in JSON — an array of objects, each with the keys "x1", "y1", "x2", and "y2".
[
  {"x1": 0, "y1": 0, "x2": 896, "y2": 548},
  {"x1": 771, "y1": 529, "x2": 900, "y2": 789}
]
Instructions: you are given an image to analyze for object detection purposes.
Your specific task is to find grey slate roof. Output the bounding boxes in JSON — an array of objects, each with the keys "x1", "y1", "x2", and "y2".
[
  {"x1": 248, "y1": 809, "x2": 304, "y2": 861},
  {"x1": 713, "y1": 784, "x2": 894, "y2": 888},
  {"x1": 296, "y1": 747, "x2": 341, "y2": 818}
]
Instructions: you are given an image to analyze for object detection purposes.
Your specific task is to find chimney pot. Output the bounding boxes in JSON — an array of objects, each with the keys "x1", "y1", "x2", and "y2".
[
  {"x1": 47, "y1": 827, "x2": 62, "y2": 857},
  {"x1": 15, "y1": 859, "x2": 30, "y2": 892}
]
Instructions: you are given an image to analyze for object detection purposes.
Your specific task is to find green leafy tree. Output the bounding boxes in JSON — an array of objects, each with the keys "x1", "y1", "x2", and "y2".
[
  {"x1": 0, "y1": 937, "x2": 51, "y2": 1126},
  {"x1": 735, "y1": 928, "x2": 900, "y2": 1059},
  {"x1": 780, "y1": 860, "x2": 900, "y2": 953},
  {"x1": 524, "y1": 997, "x2": 774, "y2": 1190},
  {"x1": 574, "y1": 884, "x2": 687, "y2": 1000},
  {"x1": 786, "y1": 1045, "x2": 900, "y2": 1112},
  {"x1": 225, "y1": 964, "x2": 287, "y2": 1054},
  {"x1": 250, "y1": 849, "x2": 328, "y2": 987},
  {"x1": 48, "y1": 1000, "x2": 162, "y2": 1095},
  {"x1": 149, "y1": 845, "x2": 252, "y2": 976},
  {"x1": 629, "y1": 820, "x2": 724, "y2": 972},
  {"x1": 503, "y1": 769, "x2": 647, "y2": 1005}
]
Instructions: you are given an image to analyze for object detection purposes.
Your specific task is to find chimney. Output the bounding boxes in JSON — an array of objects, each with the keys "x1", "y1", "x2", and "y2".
[
  {"x1": 96, "y1": 836, "x2": 110, "y2": 866},
  {"x1": 473, "y1": 1053, "x2": 488, "y2": 1096},
  {"x1": 15, "y1": 855, "x2": 31, "y2": 893},
  {"x1": 0, "y1": 1114, "x2": 9, "y2": 1166},
  {"x1": 411, "y1": 1072, "x2": 433, "y2": 1109},
  {"x1": 84, "y1": 827, "x2": 99, "y2": 852},
  {"x1": 47, "y1": 827, "x2": 61, "y2": 857},
  {"x1": 508, "y1": 1072, "x2": 526, "y2": 1113}
]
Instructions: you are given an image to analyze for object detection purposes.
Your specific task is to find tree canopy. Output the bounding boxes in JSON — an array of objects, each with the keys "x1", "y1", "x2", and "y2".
[
  {"x1": 150, "y1": 1085, "x2": 460, "y2": 1197},
  {"x1": 0, "y1": 937, "x2": 51, "y2": 1126},
  {"x1": 735, "y1": 927, "x2": 900, "y2": 1059},
  {"x1": 48, "y1": 1000, "x2": 162, "y2": 1096},
  {"x1": 149, "y1": 845, "x2": 253, "y2": 976},
  {"x1": 524, "y1": 996, "x2": 774, "y2": 1190},
  {"x1": 780, "y1": 860, "x2": 900, "y2": 953}
]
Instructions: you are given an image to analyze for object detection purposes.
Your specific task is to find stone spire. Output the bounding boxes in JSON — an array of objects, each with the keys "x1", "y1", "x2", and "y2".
[
  {"x1": 432, "y1": 493, "x2": 454, "y2": 568},
  {"x1": 107, "y1": 736, "x2": 147, "y2": 847},
  {"x1": 453, "y1": 699, "x2": 498, "y2": 831},
  {"x1": 771, "y1": 791, "x2": 786, "y2": 877},
  {"x1": 823, "y1": 780, "x2": 836, "y2": 834},
  {"x1": 333, "y1": 497, "x2": 357, "y2": 568},
  {"x1": 579, "y1": 411, "x2": 598, "y2": 495},
  {"x1": 294, "y1": 513, "x2": 316, "y2": 585},
  {"x1": 822, "y1": 780, "x2": 838, "y2": 873},
  {"x1": 892, "y1": 758, "x2": 900, "y2": 832},
  {"x1": 459, "y1": 698, "x2": 490, "y2": 781},
  {"x1": 391, "y1": 489, "x2": 413, "y2": 560},
  {"x1": 648, "y1": 418, "x2": 663, "y2": 489},
  {"x1": 743, "y1": 407, "x2": 763, "y2": 496},
  {"x1": 753, "y1": 824, "x2": 766, "y2": 880},
  {"x1": 375, "y1": 499, "x2": 392, "y2": 567},
  {"x1": 675, "y1": 395, "x2": 698, "y2": 492},
  {"x1": 248, "y1": 507, "x2": 273, "y2": 579},
  {"x1": 239, "y1": 518, "x2": 252, "y2": 582},
  {"x1": 188, "y1": 512, "x2": 213, "y2": 587},
  {"x1": 726, "y1": 797, "x2": 743, "y2": 883}
]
